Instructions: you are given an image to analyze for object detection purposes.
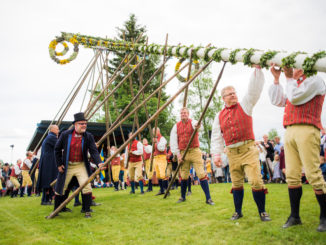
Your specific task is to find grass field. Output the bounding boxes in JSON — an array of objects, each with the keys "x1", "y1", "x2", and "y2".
[{"x1": 1, "y1": 183, "x2": 326, "y2": 245}]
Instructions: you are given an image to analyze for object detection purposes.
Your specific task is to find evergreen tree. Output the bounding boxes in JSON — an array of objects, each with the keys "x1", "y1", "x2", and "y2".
[{"x1": 98, "y1": 14, "x2": 175, "y2": 141}]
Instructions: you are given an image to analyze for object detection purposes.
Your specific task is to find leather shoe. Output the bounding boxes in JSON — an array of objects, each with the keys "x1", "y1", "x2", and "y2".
[
  {"x1": 282, "y1": 216, "x2": 302, "y2": 228},
  {"x1": 130, "y1": 191, "x2": 135, "y2": 194},
  {"x1": 140, "y1": 191, "x2": 145, "y2": 195},
  {"x1": 84, "y1": 212, "x2": 92, "y2": 218},
  {"x1": 206, "y1": 199, "x2": 215, "y2": 205},
  {"x1": 74, "y1": 202, "x2": 82, "y2": 207},
  {"x1": 260, "y1": 212, "x2": 271, "y2": 222},
  {"x1": 177, "y1": 197, "x2": 186, "y2": 203},
  {"x1": 81, "y1": 208, "x2": 94, "y2": 213},
  {"x1": 231, "y1": 212, "x2": 243, "y2": 220},
  {"x1": 317, "y1": 218, "x2": 326, "y2": 232},
  {"x1": 145, "y1": 189, "x2": 152, "y2": 192},
  {"x1": 155, "y1": 191, "x2": 164, "y2": 196}
]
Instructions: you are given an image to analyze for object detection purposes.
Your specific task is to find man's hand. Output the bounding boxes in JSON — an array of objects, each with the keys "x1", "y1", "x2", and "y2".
[
  {"x1": 213, "y1": 155, "x2": 222, "y2": 167},
  {"x1": 270, "y1": 63, "x2": 281, "y2": 84},
  {"x1": 58, "y1": 165, "x2": 65, "y2": 173},
  {"x1": 153, "y1": 137, "x2": 158, "y2": 143},
  {"x1": 177, "y1": 153, "x2": 183, "y2": 164},
  {"x1": 283, "y1": 66, "x2": 293, "y2": 79},
  {"x1": 98, "y1": 163, "x2": 105, "y2": 169}
]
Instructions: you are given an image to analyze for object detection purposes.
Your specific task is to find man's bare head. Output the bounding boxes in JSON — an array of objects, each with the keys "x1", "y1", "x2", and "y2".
[{"x1": 49, "y1": 125, "x2": 59, "y2": 135}]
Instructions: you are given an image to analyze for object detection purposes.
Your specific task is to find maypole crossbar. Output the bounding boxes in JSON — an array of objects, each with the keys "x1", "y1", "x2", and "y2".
[{"x1": 49, "y1": 32, "x2": 326, "y2": 76}]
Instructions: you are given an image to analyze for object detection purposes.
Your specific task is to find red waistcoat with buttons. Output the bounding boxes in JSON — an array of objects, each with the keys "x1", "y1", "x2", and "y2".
[
  {"x1": 111, "y1": 156, "x2": 121, "y2": 166},
  {"x1": 283, "y1": 77, "x2": 325, "y2": 130},
  {"x1": 143, "y1": 144, "x2": 151, "y2": 160},
  {"x1": 154, "y1": 134, "x2": 167, "y2": 156},
  {"x1": 219, "y1": 103, "x2": 255, "y2": 146},
  {"x1": 128, "y1": 139, "x2": 142, "y2": 162},
  {"x1": 10, "y1": 166, "x2": 19, "y2": 177},
  {"x1": 176, "y1": 119, "x2": 200, "y2": 150}
]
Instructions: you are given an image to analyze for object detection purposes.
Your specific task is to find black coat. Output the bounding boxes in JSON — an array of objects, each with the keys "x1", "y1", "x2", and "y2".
[
  {"x1": 54, "y1": 128, "x2": 101, "y2": 195},
  {"x1": 36, "y1": 132, "x2": 58, "y2": 190}
]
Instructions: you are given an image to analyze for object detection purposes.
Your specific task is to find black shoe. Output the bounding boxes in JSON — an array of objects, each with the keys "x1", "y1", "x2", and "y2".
[
  {"x1": 140, "y1": 191, "x2": 145, "y2": 195},
  {"x1": 260, "y1": 212, "x2": 271, "y2": 222},
  {"x1": 317, "y1": 218, "x2": 326, "y2": 232},
  {"x1": 145, "y1": 189, "x2": 152, "y2": 192},
  {"x1": 91, "y1": 201, "x2": 101, "y2": 206},
  {"x1": 74, "y1": 202, "x2": 82, "y2": 207},
  {"x1": 60, "y1": 207, "x2": 72, "y2": 213},
  {"x1": 155, "y1": 191, "x2": 164, "y2": 196},
  {"x1": 177, "y1": 197, "x2": 186, "y2": 203},
  {"x1": 84, "y1": 212, "x2": 92, "y2": 218},
  {"x1": 81, "y1": 208, "x2": 94, "y2": 213},
  {"x1": 231, "y1": 212, "x2": 243, "y2": 220},
  {"x1": 206, "y1": 199, "x2": 215, "y2": 205},
  {"x1": 283, "y1": 216, "x2": 302, "y2": 228},
  {"x1": 130, "y1": 191, "x2": 135, "y2": 194},
  {"x1": 114, "y1": 189, "x2": 119, "y2": 191},
  {"x1": 187, "y1": 191, "x2": 192, "y2": 196}
]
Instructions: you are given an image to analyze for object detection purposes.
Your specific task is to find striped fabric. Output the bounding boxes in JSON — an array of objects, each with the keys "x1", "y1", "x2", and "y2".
[
  {"x1": 219, "y1": 103, "x2": 255, "y2": 146},
  {"x1": 176, "y1": 119, "x2": 200, "y2": 150},
  {"x1": 69, "y1": 131, "x2": 83, "y2": 162},
  {"x1": 111, "y1": 156, "x2": 121, "y2": 166}
]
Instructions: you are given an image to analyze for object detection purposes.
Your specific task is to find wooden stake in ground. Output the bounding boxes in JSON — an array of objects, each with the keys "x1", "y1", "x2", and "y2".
[
  {"x1": 164, "y1": 61, "x2": 227, "y2": 198},
  {"x1": 46, "y1": 59, "x2": 212, "y2": 219}
]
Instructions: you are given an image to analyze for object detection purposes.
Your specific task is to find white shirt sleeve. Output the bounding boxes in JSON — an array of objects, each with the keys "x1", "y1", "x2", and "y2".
[
  {"x1": 144, "y1": 145, "x2": 152, "y2": 154},
  {"x1": 124, "y1": 146, "x2": 129, "y2": 166},
  {"x1": 170, "y1": 124, "x2": 179, "y2": 155},
  {"x1": 90, "y1": 162, "x2": 97, "y2": 168},
  {"x1": 157, "y1": 136, "x2": 167, "y2": 151},
  {"x1": 132, "y1": 142, "x2": 143, "y2": 155},
  {"x1": 268, "y1": 83, "x2": 287, "y2": 107},
  {"x1": 286, "y1": 76, "x2": 326, "y2": 105},
  {"x1": 210, "y1": 112, "x2": 225, "y2": 156},
  {"x1": 240, "y1": 68, "x2": 265, "y2": 116},
  {"x1": 24, "y1": 159, "x2": 32, "y2": 169},
  {"x1": 15, "y1": 165, "x2": 21, "y2": 175},
  {"x1": 191, "y1": 119, "x2": 203, "y2": 131}
]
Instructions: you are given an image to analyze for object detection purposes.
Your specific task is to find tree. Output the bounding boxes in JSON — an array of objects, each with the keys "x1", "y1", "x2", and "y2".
[
  {"x1": 96, "y1": 14, "x2": 175, "y2": 142},
  {"x1": 268, "y1": 128, "x2": 279, "y2": 140},
  {"x1": 184, "y1": 62, "x2": 223, "y2": 153}
]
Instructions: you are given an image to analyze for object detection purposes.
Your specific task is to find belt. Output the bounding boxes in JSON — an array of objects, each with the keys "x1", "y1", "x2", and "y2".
[
  {"x1": 68, "y1": 161, "x2": 83, "y2": 166},
  {"x1": 227, "y1": 140, "x2": 255, "y2": 154}
]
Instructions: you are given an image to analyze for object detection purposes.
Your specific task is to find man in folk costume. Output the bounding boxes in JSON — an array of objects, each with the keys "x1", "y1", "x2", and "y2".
[
  {"x1": 142, "y1": 138, "x2": 153, "y2": 192},
  {"x1": 54, "y1": 112, "x2": 103, "y2": 218},
  {"x1": 125, "y1": 132, "x2": 144, "y2": 194},
  {"x1": 9, "y1": 159, "x2": 22, "y2": 198},
  {"x1": 153, "y1": 127, "x2": 169, "y2": 196},
  {"x1": 21, "y1": 151, "x2": 34, "y2": 197},
  {"x1": 110, "y1": 146, "x2": 122, "y2": 191},
  {"x1": 269, "y1": 64, "x2": 326, "y2": 232},
  {"x1": 211, "y1": 65, "x2": 271, "y2": 221},
  {"x1": 37, "y1": 125, "x2": 59, "y2": 205},
  {"x1": 170, "y1": 107, "x2": 214, "y2": 205}
]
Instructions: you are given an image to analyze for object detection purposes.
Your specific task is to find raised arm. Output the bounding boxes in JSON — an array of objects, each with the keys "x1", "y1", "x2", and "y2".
[{"x1": 170, "y1": 124, "x2": 179, "y2": 155}]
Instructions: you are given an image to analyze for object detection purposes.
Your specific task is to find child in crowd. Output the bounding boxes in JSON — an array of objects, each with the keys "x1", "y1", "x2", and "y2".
[
  {"x1": 94, "y1": 175, "x2": 106, "y2": 188},
  {"x1": 272, "y1": 154, "x2": 281, "y2": 183}
]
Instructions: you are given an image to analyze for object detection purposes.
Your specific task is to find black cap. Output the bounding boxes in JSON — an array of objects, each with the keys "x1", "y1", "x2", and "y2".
[{"x1": 72, "y1": 112, "x2": 87, "y2": 124}]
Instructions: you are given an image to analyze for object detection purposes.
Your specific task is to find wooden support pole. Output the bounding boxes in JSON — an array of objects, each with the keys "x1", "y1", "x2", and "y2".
[{"x1": 164, "y1": 61, "x2": 226, "y2": 198}]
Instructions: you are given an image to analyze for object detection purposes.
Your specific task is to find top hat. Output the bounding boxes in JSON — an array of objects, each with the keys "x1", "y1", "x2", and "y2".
[{"x1": 72, "y1": 112, "x2": 87, "y2": 124}]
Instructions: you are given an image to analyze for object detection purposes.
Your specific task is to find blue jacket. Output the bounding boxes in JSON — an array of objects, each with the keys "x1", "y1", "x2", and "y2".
[{"x1": 54, "y1": 128, "x2": 101, "y2": 195}]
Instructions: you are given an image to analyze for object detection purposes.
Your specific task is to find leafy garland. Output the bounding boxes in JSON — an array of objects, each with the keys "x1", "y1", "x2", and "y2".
[
  {"x1": 49, "y1": 33, "x2": 326, "y2": 76},
  {"x1": 302, "y1": 51, "x2": 326, "y2": 77},
  {"x1": 174, "y1": 58, "x2": 200, "y2": 82},
  {"x1": 229, "y1": 49, "x2": 241, "y2": 64}
]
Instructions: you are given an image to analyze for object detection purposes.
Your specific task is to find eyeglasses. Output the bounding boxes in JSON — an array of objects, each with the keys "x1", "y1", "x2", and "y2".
[
  {"x1": 223, "y1": 92, "x2": 236, "y2": 98},
  {"x1": 77, "y1": 122, "x2": 87, "y2": 126}
]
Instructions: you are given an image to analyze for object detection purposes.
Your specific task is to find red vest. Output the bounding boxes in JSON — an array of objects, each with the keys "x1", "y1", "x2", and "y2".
[
  {"x1": 154, "y1": 134, "x2": 166, "y2": 156},
  {"x1": 111, "y1": 156, "x2": 121, "y2": 166},
  {"x1": 219, "y1": 103, "x2": 255, "y2": 146},
  {"x1": 177, "y1": 119, "x2": 200, "y2": 150},
  {"x1": 128, "y1": 140, "x2": 142, "y2": 162},
  {"x1": 143, "y1": 144, "x2": 151, "y2": 160},
  {"x1": 10, "y1": 166, "x2": 19, "y2": 178},
  {"x1": 283, "y1": 78, "x2": 325, "y2": 130}
]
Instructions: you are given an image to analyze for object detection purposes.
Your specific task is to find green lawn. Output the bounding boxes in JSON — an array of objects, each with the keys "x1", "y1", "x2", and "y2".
[{"x1": 1, "y1": 183, "x2": 325, "y2": 245}]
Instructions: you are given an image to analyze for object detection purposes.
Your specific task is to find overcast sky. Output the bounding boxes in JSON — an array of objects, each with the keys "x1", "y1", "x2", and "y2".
[{"x1": 1, "y1": 0, "x2": 326, "y2": 163}]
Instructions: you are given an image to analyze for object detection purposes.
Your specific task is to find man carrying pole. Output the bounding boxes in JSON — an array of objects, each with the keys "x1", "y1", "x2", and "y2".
[
  {"x1": 170, "y1": 107, "x2": 214, "y2": 205},
  {"x1": 21, "y1": 152, "x2": 34, "y2": 197},
  {"x1": 124, "y1": 132, "x2": 144, "y2": 194},
  {"x1": 211, "y1": 65, "x2": 271, "y2": 222},
  {"x1": 54, "y1": 112, "x2": 104, "y2": 218},
  {"x1": 110, "y1": 146, "x2": 122, "y2": 191}
]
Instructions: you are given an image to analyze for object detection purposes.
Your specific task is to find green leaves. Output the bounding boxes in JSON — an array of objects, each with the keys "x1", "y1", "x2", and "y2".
[
  {"x1": 243, "y1": 48, "x2": 256, "y2": 67},
  {"x1": 229, "y1": 49, "x2": 241, "y2": 64},
  {"x1": 302, "y1": 51, "x2": 326, "y2": 77},
  {"x1": 259, "y1": 51, "x2": 277, "y2": 69}
]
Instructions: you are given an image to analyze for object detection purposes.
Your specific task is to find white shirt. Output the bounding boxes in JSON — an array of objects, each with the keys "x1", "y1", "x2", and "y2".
[
  {"x1": 144, "y1": 145, "x2": 152, "y2": 154},
  {"x1": 14, "y1": 164, "x2": 21, "y2": 175},
  {"x1": 170, "y1": 119, "x2": 200, "y2": 155},
  {"x1": 211, "y1": 68, "x2": 265, "y2": 156},
  {"x1": 157, "y1": 136, "x2": 167, "y2": 152},
  {"x1": 268, "y1": 75, "x2": 326, "y2": 107},
  {"x1": 23, "y1": 159, "x2": 32, "y2": 169},
  {"x1": 124, "y1": 141, "x2": 143, "y2": 166}
]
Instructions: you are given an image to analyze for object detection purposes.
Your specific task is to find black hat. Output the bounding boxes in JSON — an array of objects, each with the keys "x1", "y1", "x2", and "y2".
[{"x1": 72, "y1": 112, "x2": 87, "y2": 124}]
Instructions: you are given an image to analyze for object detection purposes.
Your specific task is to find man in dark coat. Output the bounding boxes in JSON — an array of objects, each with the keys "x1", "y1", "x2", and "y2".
[
  {"x1": 54, "y1": 112, "x2": 103, "y2": 218},
  {"x1": 36, "y1": 125, "x2": 59, "y2": 205}
]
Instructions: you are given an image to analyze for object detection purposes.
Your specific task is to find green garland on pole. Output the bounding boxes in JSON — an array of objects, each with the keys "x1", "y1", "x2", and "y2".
[
  {"x1": 229, "y1": 49, "x2": 241, "y2": 64},
  {"x1": 259, "y1": 51, "x2": 277, "y2": 69},
  {"x1": 302, "y1": 51, "x2": 326, "y2": 77},
  {"x1": 243, "y1": 48, "x2": 256, "y2": 67}
]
